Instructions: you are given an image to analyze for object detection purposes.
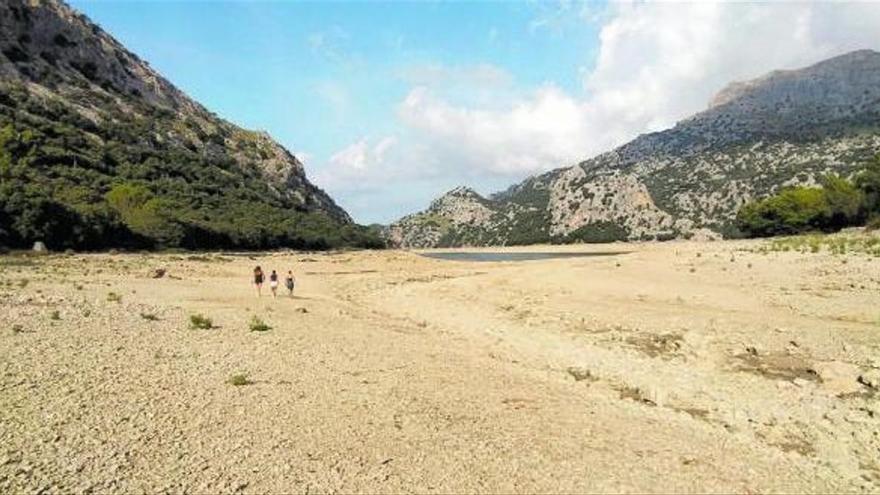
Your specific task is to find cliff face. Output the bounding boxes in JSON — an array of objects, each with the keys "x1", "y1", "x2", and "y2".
[
  {"x1": 0, "y1": 0, "x2": 372, "y2": 250},
  {"x1": 388, "y1": 50, "x2": 880, "y2": 247}
]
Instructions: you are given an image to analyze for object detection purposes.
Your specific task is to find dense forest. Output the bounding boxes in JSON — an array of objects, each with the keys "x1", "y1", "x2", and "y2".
[
  {"x1": 0, "y1": 82, "x2": 383, "y2": 251},
  {"x1": 736, "y1": 156, "x2": 880, "y2": 237}
]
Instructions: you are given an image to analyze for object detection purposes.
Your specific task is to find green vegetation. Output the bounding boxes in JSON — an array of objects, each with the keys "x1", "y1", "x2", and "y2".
[
  {"x1": 558, "y1": 221, "x2": 630, "y2": 243},
  {"x1": 754, "y1": 233, "x2": 880, "y2": 257},
  {"x1": 49, "y1": 310, "x2": 60, "y2": 320},
  {"x1": 248, "y1": 316, "x2": 271, "y2": 332},
  {"x1": 228, "y1": 373, "x2": 252, "y2": 386},
  {"x1": 736, "y1": 157, "x2": 879, "y2": 237},
  {"x1": 106, "y1": 291, "x2": 121, "y2": 303},
  {"x1": 189, "y1": 313, "x2": 213, "y2": 330},
  {"x1": 0, "y1": 82, "x2": 383, "y2": 251}
]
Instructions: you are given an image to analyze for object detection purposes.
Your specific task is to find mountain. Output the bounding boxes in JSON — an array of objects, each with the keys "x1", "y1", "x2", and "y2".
[
  {"x1": 388, "y1": 49, "x2": 880, "y2": 247},
  {"x1": 0, "y1": 0, "x2": 381, "y2": 250}
]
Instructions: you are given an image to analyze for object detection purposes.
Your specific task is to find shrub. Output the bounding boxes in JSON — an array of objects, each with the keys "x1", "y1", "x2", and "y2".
[
  {"x1": 50, "y1": 310, "x2": 60, "y2": 320},
  {"x1": 560, "y1": 221, "x2": 630, "y2": 244},
  {"x1": 228, "y1": 373, "x2": 251, "y2": 386},
  {"x1": 189, "y1": 313, "x2": 213, "y2": 330},
  {"x1": 855, "y1": 156, "x2": 880, "y2": 215},
  {"x1": 739, "y1": 158, "x2": 880, "y2": 238},
  {"x1": 736, "y1": 186, "x2": 829, "y2": 237},
  {"x1": 248, "y1": 316, "x2": 271, "y2": 332},
  {"x1": 821, "y1": 174, "x2": 864, "y2": 228}
]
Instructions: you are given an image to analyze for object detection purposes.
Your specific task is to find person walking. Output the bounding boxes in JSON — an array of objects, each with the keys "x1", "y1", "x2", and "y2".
[
  {"x1": 269, "y1": 270, "x2": 279, "y2": 298},
  {"x1": 253, "y1": 266, "x2": 264, "y2": 297},
  {"x1": 285, "y1": 270, "x2": 296, "y2": 297}
]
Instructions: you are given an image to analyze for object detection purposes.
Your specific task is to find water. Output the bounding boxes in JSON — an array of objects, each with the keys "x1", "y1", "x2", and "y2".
[{"x1": 418, "y1": 251, "x2": 627, "y2": 262}]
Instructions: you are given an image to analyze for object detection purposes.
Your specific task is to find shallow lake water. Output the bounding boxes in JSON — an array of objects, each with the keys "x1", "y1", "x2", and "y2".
[{"x1": 418, "y1": 251, "x2": 627, "y2": 262}]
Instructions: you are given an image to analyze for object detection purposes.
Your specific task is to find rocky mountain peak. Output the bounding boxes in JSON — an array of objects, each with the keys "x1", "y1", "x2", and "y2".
[
  {"x1": 708, "y1": 49, "x2": 880, "y2": 111},
  {"x1": 431, "y1": 186, "x2": 484, "y2": 205},
  {"x1": 388, "y1": 49, "x2": 880, "y2": 248}
]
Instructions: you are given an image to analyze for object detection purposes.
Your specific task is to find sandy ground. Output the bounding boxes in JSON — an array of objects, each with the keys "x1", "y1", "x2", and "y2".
[{"x1": 1, "y1": 237, "x2": 879, "y2": 493}]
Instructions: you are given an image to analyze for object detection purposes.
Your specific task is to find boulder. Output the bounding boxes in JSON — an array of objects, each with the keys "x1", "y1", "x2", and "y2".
[
  {"x1": 814, "y1": 361, "x2": 863, "y2": 395},
  {"x1": 32, "y1": 241, "x2": 47, "y2": 253}
]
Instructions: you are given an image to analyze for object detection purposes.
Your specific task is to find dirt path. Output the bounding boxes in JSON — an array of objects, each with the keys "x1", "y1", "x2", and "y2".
[{"x1": 1, "y1": 240, "x2": 878, "y2": 493}]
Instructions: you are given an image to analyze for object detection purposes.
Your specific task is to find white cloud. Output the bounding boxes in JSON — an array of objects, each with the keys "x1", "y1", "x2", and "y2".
[
  {"x1": 578, "y1": 1, "x2": 880, "y2": 152},
  {"x1": 390, "y1": 2, "x2": 880, "y2": 179},
  {"x1": 398, "y1": 85, "x2": 589, "y2": 176},
  {"x1": 317, "y1": 2, "x2": 880, "y2": 223},
  {"x1": 316, "y1": 136, "x2": 400, "y2": 190}
]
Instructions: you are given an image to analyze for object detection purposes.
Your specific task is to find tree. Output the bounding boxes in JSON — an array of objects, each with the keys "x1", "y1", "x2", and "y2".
[
  {"x1": 106, "y1": 183, "x2": 183, "y2": 246},
  {"x1": 855, "y1": 155, "x2": 880, "y2": 216},
  {"x1": 820, "y1": 174, "x2": 864, "y2": 228},
  {"x1": 736, "y1": 186, "x2": 829, "y2": 237}
]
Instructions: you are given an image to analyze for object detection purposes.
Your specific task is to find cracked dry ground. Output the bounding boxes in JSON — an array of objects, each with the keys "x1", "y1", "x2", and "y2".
[{"x1": 1, "y1": 240, "x2": 879, "y2": 493}]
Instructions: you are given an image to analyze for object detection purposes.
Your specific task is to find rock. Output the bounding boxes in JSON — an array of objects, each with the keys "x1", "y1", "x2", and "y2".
[
  {"x1": 814, "y1": 361, "x2": 863, "y2": 395},
  {"x1": 566, "y1": 366, "x2": 596, "y2": 382},
  {"x1": 149, "y1": 268, "x2": 167, "y2": 279},
  {"x1": 295, "y1": 307, "x2": 309, "y2": 314},
  {"x1": 32, "y1": 241, "x2": 48, "y2": 252},
  {"x1": 857, "y1": 370, "x2": 880, "y2": 390}
]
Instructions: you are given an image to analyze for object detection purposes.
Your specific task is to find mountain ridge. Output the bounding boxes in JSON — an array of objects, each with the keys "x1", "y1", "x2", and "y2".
[
  {"x1": 0, "y1": 0, "x2": 378, "y2": 250},
  {"x1": 388, "y1": 49, "x2": 880, "y2": 247}
]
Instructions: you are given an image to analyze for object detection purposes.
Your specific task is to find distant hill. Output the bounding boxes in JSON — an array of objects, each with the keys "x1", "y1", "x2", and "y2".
[
  {"x1": 387, "y1": 50, "x2": 880, "y2": 247},
  {"x1": 0, "y1": 0, "x2": 381, "y2": 250}
]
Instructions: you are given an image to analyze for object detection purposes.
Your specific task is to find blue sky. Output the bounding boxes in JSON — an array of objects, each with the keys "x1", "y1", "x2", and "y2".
[
  {"x1": 68, "y1": 1, "x2": 880, "y2": 224},
  {"x1": 69, "y1": 0, "x2": 601, "y2": 222}
]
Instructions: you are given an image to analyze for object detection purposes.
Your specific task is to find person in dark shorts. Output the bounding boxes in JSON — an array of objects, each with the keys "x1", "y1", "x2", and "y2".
[
  {"x1": 253, "y1": 266, "x2": 264, "y2": 297},
  {"x1": 285, "y1": 270, "x2": 295, "y2": 297},
  {"x1": 269, "y1": 270, "x2": 279, "y2": 298}
]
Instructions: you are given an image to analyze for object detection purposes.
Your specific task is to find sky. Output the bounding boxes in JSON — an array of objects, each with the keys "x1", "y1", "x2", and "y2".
[{"x1": 68, "y1": 0, "x2": 880, "y2": 225}]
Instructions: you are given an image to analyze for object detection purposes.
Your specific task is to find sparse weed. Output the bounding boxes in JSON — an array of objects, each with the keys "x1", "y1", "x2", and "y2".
[
  {"x1": 50, "y1": 310, "x2": 60, "y2": 321},
  {"x1": 11, "y1": 324, "x2": 23, "y2": 334},
  {"x1": 140, "y1": 312, "x2": 159, "y2": 321},
  {"x1": 229, "y1": 373, "x2": 252, "y2": 386},
  {"x1": 107, "y1": 292, "x2": 122, "y2": 303},
  {"x1": 189, "y1": 313, "x2": 213, "y2": 330},
  {"x1": 763, "y1": 233, "x2": 880, "y2": 257},
  {"x1": 249, "y1": 316, "x2": 271, "y2": 332},
  {"x1": 18, "y1": 278, "x2": 29, "y2": 288}
]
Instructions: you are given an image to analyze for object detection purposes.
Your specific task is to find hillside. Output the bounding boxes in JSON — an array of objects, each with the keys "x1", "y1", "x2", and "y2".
[
  {"x1": 388, "y1": 50, "x2": 880, "y2": 247},
  {"x1": 0, "y1": 0, "x2": 381, "y2": 250}
]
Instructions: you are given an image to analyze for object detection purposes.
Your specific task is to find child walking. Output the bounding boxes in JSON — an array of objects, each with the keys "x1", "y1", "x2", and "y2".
[{"x1": 285, "y1": 270, "x2": 296, "y2": 297}]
